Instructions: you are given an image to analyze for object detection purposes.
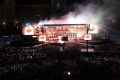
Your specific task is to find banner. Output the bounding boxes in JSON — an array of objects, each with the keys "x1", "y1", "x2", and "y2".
[
  {"x1": 84, "y1": 34, "x2": 92, "y2": 40},
  {"x1": 89, "y1": 26, "x2": 99, "y2": 34},
  {"x1": 22, "y1": 26, "x2": 35, "y2": 35}
]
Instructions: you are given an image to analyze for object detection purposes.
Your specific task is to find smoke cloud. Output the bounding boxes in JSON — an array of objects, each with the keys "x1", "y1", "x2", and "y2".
[{"x1": 42, "y1": 0, "x2": 119, "y2": 29}]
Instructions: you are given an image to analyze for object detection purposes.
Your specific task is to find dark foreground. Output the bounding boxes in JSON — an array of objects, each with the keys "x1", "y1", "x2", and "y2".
[{"x1": 0, "y1": 43, "x2": 120, "y2": 80}]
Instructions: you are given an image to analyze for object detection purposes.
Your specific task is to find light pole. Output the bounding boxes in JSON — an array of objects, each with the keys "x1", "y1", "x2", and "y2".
[
  {"x1": 56, "y1": 0, "x2": 61, "y2": 13},
  {"x1": 86, "y1": 24, "x2": 90, "y2": 53}
]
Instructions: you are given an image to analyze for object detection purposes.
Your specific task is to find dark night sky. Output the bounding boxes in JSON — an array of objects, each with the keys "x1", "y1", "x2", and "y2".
[
  {"x1": 0, "y1": 0, "x2": 119, "y2": 5},
  {"x1": 16, "y1": 0, "x2": 51, "y2": 5},
  {"x1": 16, "y1": 0, "x2": 83, "y2": 4},
  {"x1": 0, "y1": 0, "x2": 3, "y2": 5},
  {"x1": 0, "y1": 0, "x2": 103, "y2": 5},
  {"x1": 16, "y1": 0, "x2": 80, "y2": 5}
]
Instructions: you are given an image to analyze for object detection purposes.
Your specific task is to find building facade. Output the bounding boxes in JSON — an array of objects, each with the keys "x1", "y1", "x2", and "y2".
[
  {"x1": 0, "y1": 0, "x2": 68, "y2": 27},
  {"x1": 0, "y1": 0, "x2": 15, "y2": 27}
]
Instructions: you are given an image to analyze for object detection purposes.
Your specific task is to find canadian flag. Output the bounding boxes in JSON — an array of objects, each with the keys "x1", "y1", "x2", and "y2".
[
  {"x1": 84, "y1": 34, "x2": 92, "y2": 40},
  {"x1": 24, "y1": 26, "x2": 35, "y2": 35}
]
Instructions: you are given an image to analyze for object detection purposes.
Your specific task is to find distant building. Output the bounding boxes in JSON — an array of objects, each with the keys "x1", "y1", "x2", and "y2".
[
  {"x1": 0, "y1": 0, "x2": 15, "y2": 27},
  {"x1": 0, "y1": 0, "x2": 67, "y2": 27}
]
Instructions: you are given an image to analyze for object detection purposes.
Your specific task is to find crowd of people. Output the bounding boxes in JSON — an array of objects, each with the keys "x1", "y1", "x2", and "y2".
[{"x1": 0, "y1": 42, "x2": 120, "y2": 80}]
